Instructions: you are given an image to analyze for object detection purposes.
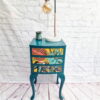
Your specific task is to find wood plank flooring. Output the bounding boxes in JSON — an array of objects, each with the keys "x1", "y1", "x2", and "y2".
[{"x1": 0, "y1": 83, "x2": 100, "y2": 100}]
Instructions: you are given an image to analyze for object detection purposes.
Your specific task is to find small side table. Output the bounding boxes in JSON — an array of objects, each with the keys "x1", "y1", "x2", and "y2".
[{"x1": 29, "y1": 38, "x2": 66, "y2": 100}]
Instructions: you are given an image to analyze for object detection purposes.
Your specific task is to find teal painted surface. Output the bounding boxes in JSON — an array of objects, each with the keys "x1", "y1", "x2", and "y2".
[
  {"x1": 32, "y1": 47, "x2": 64, "y2": 55},
  {"x1": 32, "y1": 57, "x2": 63, "y2": 64},
  {"x1": 30, "y1": 38, "x2": 66, "y2": 47},
  {"x1": 29, "y1": 38, "x2": 66, "y2": 100}
]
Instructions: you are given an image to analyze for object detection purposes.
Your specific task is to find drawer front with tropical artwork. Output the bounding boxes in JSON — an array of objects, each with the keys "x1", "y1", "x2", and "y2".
[
  {"x1": 32, "y1": 48, "x2": 64, "y2": 56},
  {"x1": 32, "y1": 57, "x2": 63, "y2": 64},
  {"x1": 32, "y1": 65, "x2": 62, "y2": 73}
]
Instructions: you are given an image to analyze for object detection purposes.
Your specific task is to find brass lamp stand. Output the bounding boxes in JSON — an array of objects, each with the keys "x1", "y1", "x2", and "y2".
[{"x1": 42, "y1": 0, "x2": 61, "y2": 42}]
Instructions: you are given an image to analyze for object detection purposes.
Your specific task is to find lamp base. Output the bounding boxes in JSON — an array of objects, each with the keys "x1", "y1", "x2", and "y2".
[{"x1": 45, "y1": 36, "x2": 62, "y2": 42}]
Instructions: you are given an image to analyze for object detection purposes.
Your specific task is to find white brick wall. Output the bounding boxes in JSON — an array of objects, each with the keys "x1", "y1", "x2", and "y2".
[{"x1": 0, "y1": 0, "x2": 100, "y2": 83}]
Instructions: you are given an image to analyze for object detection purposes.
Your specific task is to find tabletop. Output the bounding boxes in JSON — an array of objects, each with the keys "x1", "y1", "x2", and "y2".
[{"x1": 30, "y1": 38, "x2": 66, "y2": 47}]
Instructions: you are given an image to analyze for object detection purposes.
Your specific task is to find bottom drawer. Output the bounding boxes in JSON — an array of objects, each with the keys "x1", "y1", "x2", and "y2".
[{"x1": 32, "y1": 66, "x2": 62, "y2": 73}]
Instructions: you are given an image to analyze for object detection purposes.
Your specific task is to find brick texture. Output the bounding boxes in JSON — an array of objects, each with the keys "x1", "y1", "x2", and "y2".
[{"x1": 0, "y1": 0, "x2": 100, "y2": 83}]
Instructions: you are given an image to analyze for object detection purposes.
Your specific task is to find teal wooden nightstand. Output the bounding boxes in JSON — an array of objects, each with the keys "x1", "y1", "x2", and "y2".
[{"x1": 29, "y1": 38, "x2": 66, "y2": 100}]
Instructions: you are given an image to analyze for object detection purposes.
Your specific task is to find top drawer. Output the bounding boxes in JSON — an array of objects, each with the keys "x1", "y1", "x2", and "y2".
[{"x1": 32, "y1": 48, "x2": 64, "y2": 56}]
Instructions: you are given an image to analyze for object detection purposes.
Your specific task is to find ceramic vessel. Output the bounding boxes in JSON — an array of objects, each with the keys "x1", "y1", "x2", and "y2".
[{"x1": 36, "y1": 31, "x2": 42, "y2": 40}]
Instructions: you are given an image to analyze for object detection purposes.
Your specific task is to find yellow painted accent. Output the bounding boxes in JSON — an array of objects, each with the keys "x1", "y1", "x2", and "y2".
[
  {"x1": 46, "y1": 69, "x2": 49, "y2": 72},
  {"x1": 34, "y1": 68, "x2": 38, "y2": 72},
  {"x1": 45, "y1": 48, "x2": 50, "y2": 55},
  {"x1": 44, "y1": 59, "x2": 49, "y2": 64},
  {"x1": 59, "y1": 48, "x2": 63, "y2": 54},
  {"x1": 32, "y1": 60, "x2": 37, "y2": 64}
]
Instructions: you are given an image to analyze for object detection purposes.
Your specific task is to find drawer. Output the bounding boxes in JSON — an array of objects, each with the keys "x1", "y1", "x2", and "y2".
[
  {"x1": 32, "y1": 57, "x2": 63, "y2": 64},
  {"x1": 32, "y1": 65, "x2": 62, "y2": 73},
  {"x1": 32, "y1": 48, "x2": 64, "y2": 56}
]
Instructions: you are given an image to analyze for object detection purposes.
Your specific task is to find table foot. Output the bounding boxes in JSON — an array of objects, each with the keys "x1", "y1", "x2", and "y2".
[
  {"x1": 58, "y1": 73, "x2": 65, "y2": 100},
  {"x1": 31, "y1": 96, "x2": 34, "y2": 100},
  {"x1": 30, "y1": 74, "x2": 38, "y2": 100},
  {"x1": 60, "y1": 96, "x2": 64, "y2": 100}
]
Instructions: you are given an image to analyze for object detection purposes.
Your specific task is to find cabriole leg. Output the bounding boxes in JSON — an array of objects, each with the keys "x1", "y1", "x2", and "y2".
[
  {"x1": 34, "y1": 75, "x2": 38, "y2": 84},
  {"x1": 30, "y1": 74, "x2": 38, "y2": 100},
  {"x1": 58, "y1": 73, "x2": 65, "y2": 100},
  {"x1": 56, "y1": 74, "x2": 59, "y2": 84}
]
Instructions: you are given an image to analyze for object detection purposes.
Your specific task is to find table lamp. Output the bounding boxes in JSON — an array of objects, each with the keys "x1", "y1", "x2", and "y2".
[{"x1": 42, "y1": 0, "x2": 61, "y2": 42}]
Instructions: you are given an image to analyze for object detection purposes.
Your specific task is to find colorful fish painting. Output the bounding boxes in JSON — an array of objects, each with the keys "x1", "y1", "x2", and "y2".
[
  {"x1": 32, "y1": 48, "x2": 64, "y2": 56},
  {"x1": 33, "y1": 66, "x2": 62, "y2": 72},
  {"x1": 32, "y1": 57, "x2": 63, "y2": 64}
]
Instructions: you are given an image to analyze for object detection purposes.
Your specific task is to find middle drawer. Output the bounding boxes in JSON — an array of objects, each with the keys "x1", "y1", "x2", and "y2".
[{"x1": 32, "y1": 57, "x2": 63, "y2": 64}]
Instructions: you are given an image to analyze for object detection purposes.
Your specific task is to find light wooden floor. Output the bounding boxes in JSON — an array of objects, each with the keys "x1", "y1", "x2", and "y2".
[{"x1": 0, "y1": 83, "x2": 100, "y2": 100}]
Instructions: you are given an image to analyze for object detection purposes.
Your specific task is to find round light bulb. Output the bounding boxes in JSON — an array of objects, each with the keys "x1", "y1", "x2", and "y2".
[{"x1": 42, "y1": 0, "x2": 52, "y2": 14}]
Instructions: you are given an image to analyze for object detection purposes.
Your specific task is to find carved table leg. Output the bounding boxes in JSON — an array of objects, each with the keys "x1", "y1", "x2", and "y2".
[
  {"x1": 34, "y1": 76, "x2": 37, "y2": 84},
  {"x1": 56, "y1": 74, "x2": 59, "y2": 84},
  {"x1": 58, "y1": 73, "x2": 65, "y2": 100},
  {"x1": 30, "y1": 74, "x2": 38, "y2": 100}
]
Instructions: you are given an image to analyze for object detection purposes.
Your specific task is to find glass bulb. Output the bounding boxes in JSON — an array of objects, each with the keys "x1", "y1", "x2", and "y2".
[{"x1": 42, "y1": 0, "x2": 52, "y2": 14}]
